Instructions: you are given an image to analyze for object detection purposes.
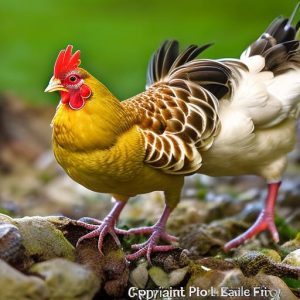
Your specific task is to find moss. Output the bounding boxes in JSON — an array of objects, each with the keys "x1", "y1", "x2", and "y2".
[{"x1": 275, "y1": 215, "x2": 298, "y2": 241}]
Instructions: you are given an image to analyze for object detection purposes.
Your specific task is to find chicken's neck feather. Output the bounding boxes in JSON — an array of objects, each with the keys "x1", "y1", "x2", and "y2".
[{"x1": 51, "y1": 75, "x2": 131, "y2": 152}]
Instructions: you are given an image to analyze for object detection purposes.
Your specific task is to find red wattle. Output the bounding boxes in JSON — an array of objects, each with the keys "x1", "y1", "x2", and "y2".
[
  {"x1": 69, "y1": 92, "x2": 85, "y2": 110},
  {"x1": 60, "y1": 91, "x2": 70, "y2": 104},
  {"x1": 60, "y1": 85, "x2": 90, "y2": 110},
  {"x1": 80, "y1": 84, "x2": 92, "y2": 99}
]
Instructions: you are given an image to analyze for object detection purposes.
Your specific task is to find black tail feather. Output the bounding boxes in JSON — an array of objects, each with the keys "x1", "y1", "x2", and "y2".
[
  {"x1": 265, "y1": 17, "x2": 296, "y2": 44},
  {"x1": 146, "y1": 40, "x2": 212, "y2": 88},
  {"x1": 243, "y1": 3, "x2": 300, "y2": 74},
  {"x1": 146, "y1": 40, "x2": 235, "y2": 99}
]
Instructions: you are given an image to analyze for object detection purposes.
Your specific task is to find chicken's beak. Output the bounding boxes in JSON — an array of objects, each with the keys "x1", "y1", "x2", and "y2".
[{"x1": 44, "y1": 77, "x2": 68, "y2": 93}]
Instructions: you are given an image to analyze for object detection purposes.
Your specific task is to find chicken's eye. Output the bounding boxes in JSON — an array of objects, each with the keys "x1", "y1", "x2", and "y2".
[
  {"x1": 65, "y1": 74, "x2": 81, "y2": 88},
  {"x1": 69, "y1": 75, "x2": 77, "y2": 82}
]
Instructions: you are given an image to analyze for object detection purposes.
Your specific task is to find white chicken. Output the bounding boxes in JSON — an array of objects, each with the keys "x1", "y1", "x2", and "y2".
[{"x1": 202, "y1": 4, "x2": 300, "y2": 250}]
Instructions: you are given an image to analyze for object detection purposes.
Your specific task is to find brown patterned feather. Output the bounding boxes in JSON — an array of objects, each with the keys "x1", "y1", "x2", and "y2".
[{"x1": 122, "y1": 41, "x2": 238, "y2": 174}]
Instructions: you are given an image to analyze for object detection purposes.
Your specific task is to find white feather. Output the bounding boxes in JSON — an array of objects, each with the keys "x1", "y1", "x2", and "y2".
[
  {"x1": 201, "y1": 54, "x2": 300, "y2": 182},
  {"x1": 268, "y1": 69, "x2": 300, "y2": 120},
  {"x1": 230, "y1": 56, "x2": 284, "y2": 128}
]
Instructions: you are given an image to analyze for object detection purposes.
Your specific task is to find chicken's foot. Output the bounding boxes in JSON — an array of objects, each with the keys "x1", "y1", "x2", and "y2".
[
  {"x1": 76, "y1": 200, "x2": 126, "y2": 254},
  {"x1": 125, "y1": 205, "x2": 178, "y2": 263},
  {"x1": 224, "y1": 182, "x2": 281, "y2": 251}
]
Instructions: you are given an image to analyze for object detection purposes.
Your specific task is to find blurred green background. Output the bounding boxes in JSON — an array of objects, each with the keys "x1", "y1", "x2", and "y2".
[{"x1": 0, "y1": 0, "x2": 297, "y2": 104}]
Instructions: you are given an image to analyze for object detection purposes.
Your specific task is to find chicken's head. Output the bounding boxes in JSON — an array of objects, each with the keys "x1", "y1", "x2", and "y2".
[{"x1": 45, "y1": 45, "x2": 92, "y2": 110}]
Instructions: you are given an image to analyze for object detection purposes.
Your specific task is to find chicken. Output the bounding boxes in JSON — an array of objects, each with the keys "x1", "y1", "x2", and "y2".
[{"x1": 45, "y1": 5, "x2": 300, "y2": 262}]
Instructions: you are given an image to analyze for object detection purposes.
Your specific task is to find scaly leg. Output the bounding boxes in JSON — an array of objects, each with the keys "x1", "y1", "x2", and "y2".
[
  {"x1": 126, "y1": 205, "x2": 178, "y2": 263},
  {"x1": 224, "y1": 182, "x2": 281, "y2": 251},
  {"x1": 76, "y1": 198, "x2": 127, "y2": 254}
]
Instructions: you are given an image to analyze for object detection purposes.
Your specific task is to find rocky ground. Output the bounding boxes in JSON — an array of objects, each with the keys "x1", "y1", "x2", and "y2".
[{"x1": 0, "y1": 93, "x2": 300, "y2": 299}]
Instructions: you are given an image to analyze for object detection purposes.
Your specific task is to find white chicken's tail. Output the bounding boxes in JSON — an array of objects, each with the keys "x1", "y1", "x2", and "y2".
[
  {"x1": 240, "y1": 3, "x2": 300, "y2": 120},
  {"x1": 241, "y1": 3, "x2": 300, "y2": 72}
]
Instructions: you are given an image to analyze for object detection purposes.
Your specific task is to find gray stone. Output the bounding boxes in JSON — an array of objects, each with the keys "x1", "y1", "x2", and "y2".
[
  {"x1": 0, "y1": 259, "x2": 48, "y2": 300},
  {"x1": 0, "y1": 214, "x2": 75, "y2": 261},
  {"x1": 282, "y1": 249, "x2": 300, "y2": 267},
  {"x1": 169, "y1": 266, "x2": 189, "y2": 286},
  {"x1": 148, "y1": 266, "x2": 170, "y2": 288},
  {"x1": 129, "y1": 262, "x2": 148, "y2": 288},
  {"x1": 30, "y1": 258, "x2": 100, "y2": 300}
]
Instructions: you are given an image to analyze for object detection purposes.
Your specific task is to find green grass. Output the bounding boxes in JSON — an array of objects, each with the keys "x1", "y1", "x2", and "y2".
[{"x1": 0, "y1": 0, "x2": 296, "y2": 104}]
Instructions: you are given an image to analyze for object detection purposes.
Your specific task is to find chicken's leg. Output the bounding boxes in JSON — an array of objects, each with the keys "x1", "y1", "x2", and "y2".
[
  {"x1": 76, "y1": 198, "x2": 127, "y2": 254},
  {"x1": 224, "y1": 182, "x2": 281, "y2": 251},
  {"x1": 126, "y1": 205, "x2": 178, "y2": 263}
]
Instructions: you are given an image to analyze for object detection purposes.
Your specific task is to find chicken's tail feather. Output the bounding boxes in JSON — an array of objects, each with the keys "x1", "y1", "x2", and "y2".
[
  {"x1": 147, "y1": 40, "x2": 242, "y2": 100},
  {"x1": 146, "y1": 41, "x2": 212, "y2": 88},
  {"x1": 241, "y1": 3, "x2": 300, "y2": 75}
]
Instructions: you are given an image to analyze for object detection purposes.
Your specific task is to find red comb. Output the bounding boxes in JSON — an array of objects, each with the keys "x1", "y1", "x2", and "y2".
[{"x1": 54, "y1": 45, "x2": 81, "y2": 79}]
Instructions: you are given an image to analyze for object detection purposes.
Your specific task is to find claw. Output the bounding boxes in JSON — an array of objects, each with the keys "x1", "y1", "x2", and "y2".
[
  {"x1": 78, "y1": 217, "x2": 102, "y2": 225},
  {"x1": 124, "y1": 226, "x2": 178, "y2": 241},
  {"x1": 76, "y1": 203, "x2": 177, "y2": 263},
  {"x1": 97, "y1": 226, "x2": 109, "y2": 253},
  {"x1": 75, "y1": 200, "x2": 126, "y2": 254},
  {"x1": 126, "y1": 227, "x2": 154, "y2": 235},
  {"x1": 109, "y1": 228, "x2": 122, "y2": 247},
  {"x1": 76, "y1": 222, "x2": 123, "y2": 253},
  {"x1": 76, "y1": 227, "x2": 102, "y2": 247},
  {"x1": 162, "y1": 232, "x2": 179, "y2": 242},
  {"x1": 126, "y1": 226, "x2": 178, "y2": 263},
  {"x1": 127, "y1": 243, "x2": 176, "y2": 263},
  {"x1": 131, "y1": 241, "x2": 148, "y2": 250},
  {"x1": 224, "y1": 182, "x2": 281, "y2": 252},
  {"x1": 76, "y1": 220, "x2": 100, "y2": 231},
  {"x1": 224, "y1": 211, "x2": 279, "y2": 251},
  {"x1": 126, "y1": 248, "x2": 146, "y2": 261},
  {"x1": 124, "y1": 205, "x2": 178, "y2": 263},
  {"x1": 114, "y1": 227, "x2": 132, "y2": 235}
]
